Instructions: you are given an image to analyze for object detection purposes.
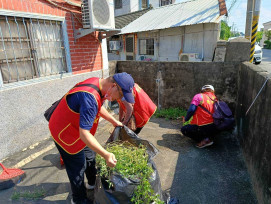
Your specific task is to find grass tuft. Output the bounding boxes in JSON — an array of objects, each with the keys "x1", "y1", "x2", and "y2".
[
  {"x1": 11, "y1": 188, "x2": 46, "y2": 200},
  {"x1": 154, "y1": 107, "x2": 187, "y2": 120}
]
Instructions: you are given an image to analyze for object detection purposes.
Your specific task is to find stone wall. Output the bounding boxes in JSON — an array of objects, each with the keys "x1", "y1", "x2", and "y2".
[
  {"x1": 113, "y1": 61, "x2": 239, "y2": 111},
  {"x1": 236, "y1": 62, "x2": 271, "y2": 204}
]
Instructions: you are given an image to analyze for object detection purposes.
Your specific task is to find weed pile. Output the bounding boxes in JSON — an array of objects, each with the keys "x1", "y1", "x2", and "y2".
[{"x1": 96, "y1": 141, "x2": 163, "y2": 204}]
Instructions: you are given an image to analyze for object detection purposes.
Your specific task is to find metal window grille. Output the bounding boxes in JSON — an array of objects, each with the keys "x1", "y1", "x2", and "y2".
[
  {"x1": 139, "y1": 39, "x2": 154, "y2": 55},
  {"x1": 114, "y1": 0, "x2": 122, "y2": 9},
  {"x1": 0, "y1": 16, "x2": 67, "y2": 84},
  {"x1": 126, "y1": 37, "x2": 133, "y2": 53}
]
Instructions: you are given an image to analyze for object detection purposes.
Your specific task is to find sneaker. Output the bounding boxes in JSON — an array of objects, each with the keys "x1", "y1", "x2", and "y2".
[
  {"x1": 196, "y1": 138, "x2": 214, "y2": 148},
  {"x1": 85, "y1": 183, "x2": 95, "y2": 190}
]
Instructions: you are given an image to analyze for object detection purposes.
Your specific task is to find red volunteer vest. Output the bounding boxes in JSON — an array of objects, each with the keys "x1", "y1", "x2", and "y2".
[
  {"x1": 190, "y1": 92, "x2": 216, "y2": 126},
  {"x1": 49, "y1": 78, "x2": 102, "y2": 154},
  {"x1": 118, "y1": 83, "x2": 157, "y2": 127}
]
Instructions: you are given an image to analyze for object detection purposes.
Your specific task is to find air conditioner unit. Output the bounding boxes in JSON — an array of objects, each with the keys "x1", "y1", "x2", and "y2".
[
  {"x1": 81, "y1": 0, "x2": 115, "y2": 30},
  {"x1": 179, "y1": 53, "x2": 200, "y2": 62},
  {"x1": 109, "y1": 41, "x2": 121, "y2": 50}
]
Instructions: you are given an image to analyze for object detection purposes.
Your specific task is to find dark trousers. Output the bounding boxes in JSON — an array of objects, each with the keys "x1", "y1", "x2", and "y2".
[
  {"x1": 181, "y1": 123, "x2": 218, "y2": 143},
  {"x1": 55, "y1": 143, "x2": 96, "y2": 203}
]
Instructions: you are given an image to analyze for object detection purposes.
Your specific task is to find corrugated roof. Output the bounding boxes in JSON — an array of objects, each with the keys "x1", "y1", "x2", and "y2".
[
  {"x1": 120, "y1": 0, "x2": 223, "y2": 34},
  {"x1": 115, "y1": 7, "x2": 152, "y2": 29}
]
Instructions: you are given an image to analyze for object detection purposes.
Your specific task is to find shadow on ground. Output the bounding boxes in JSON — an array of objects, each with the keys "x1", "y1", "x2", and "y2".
[
  {"x1": 0, "y1": 117, "x2": 257, "y2": 204},
  {"x1": 149, "y1": 117, "x2": 257, "y2": 204}
]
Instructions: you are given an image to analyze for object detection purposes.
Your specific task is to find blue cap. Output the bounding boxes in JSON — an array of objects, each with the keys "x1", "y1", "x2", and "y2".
[{"x1": 113, "y1": 72, "x2": 135, "y2": 103}]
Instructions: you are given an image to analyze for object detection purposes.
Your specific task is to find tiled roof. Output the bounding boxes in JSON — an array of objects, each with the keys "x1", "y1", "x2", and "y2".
[
  {"x1": 120, "y1": 0, "x2": 226, "y2": 34},
  {"x1": 115, "y1": 7, "x2": 152, "y2": 29}
]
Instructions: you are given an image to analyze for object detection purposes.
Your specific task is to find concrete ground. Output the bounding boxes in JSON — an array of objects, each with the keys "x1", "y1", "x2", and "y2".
[{"x1": 0, "y1": 117, "x2": 257, "y2": 204}]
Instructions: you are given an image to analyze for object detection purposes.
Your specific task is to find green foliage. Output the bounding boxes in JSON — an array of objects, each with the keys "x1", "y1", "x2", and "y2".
[
  {"x1": 11, "y1": 189, "x2": 46, "y2": 200},
  {"x1": 154, "y1": 107, "x2": 187, "y2": 120},
  {"x1": 220, "y1": 20, "x2": 231, "y2": 40},
  {"x1": 264, "y1": 40, "x2": 271, "y2": 49},
  {"x1": 256, "y1": 31, "x2": 263, "y2": 43},
  {"x1": 96, "y1": 142, "x2": 163, "y2": 204},
  {"x1": 265, "y1": 30, "x2": 271, "y2": 40}
]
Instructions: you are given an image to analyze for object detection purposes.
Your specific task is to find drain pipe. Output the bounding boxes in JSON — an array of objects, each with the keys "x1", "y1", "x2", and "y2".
[
  {"x1": 245, "y1": 73, "x2": 271, "y2": 116},
  {"x1": 156, "y1": 70, "x2": 162, "y2": 110}
]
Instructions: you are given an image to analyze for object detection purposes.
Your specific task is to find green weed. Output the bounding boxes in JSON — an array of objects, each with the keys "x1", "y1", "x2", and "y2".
[
  {"x1": 96, "y1": 141, "x2": 163, "y2": 204},
  {"x1": 11, "y1": 188, "x2": 46, "y2": 200},
  {"x1": 154, "y1": 107, "x2": 187, "y2": 120}
]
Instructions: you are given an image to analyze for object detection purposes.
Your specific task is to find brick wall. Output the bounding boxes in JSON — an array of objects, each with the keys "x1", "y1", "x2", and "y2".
[{"x1": 1, "y1": 0, "x2": 102, "y2": 74}]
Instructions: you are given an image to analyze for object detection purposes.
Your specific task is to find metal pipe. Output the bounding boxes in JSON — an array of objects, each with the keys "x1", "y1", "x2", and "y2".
[
  {"x1": 37, "y1": 19, "x2": 50, "y2": 76},
  {"x1": 6, "y1": 16, "x2": 20, "y2": 81},
  {"x1": 29, "y1": 18, "x2": 41, "y2": 77},
  {"x1": 0, "y1": 18, "x2": 11, "y2": 82},
  {"x1": 245, "y1": 74, "x2": 271, "y2": 116},
  {"x1": 43, "y1": 19, "x2": 54, "y2": 74},
  {"x1": 22, "y1": 18, "x2": 35, "y2": 78},
  {"x1": 14, "y1": 16, "x2": 28, "y2": 79}
]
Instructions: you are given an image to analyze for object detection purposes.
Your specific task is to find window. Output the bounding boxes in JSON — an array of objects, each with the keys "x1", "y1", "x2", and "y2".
[
  {"x1": 160, "y1": 0, "x2": 172, "y2": 6},
  {"x1": 139, "y1": 39, "x2": 154, "y2": 55},
  {"x1": 0, "y1": 16, "x2": 66, "y2": 84},
  {"x1": 142, "y1": 0, "x2": 148, "y2": 9},
  {"x1": 114, "y1": 0, "x2": 122, "y2": 9}
]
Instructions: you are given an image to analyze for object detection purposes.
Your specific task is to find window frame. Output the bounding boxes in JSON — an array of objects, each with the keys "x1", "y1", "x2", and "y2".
[
  {"x1": 114, "y1": 0, "x2": 122, "y2": 9},
  {"x1": 0, "y1": 10, "x2": 71, "y2": 89},
  {"x1": 139, "y1": 38, "x2": 154, "y2": 56}
]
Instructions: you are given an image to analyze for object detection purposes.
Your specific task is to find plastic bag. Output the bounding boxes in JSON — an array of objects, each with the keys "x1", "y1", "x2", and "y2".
[{"x1": 94, "y1": 126, "x2": 164, "y2": 204}]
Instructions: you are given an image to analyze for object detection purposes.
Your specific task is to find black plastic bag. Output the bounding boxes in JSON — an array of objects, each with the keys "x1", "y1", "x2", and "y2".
[
  {"x1": 94, "y1": 126, "x2": 164, "y2": 204},
  {"x1": 44, "y1": 99, "x2": 61, "y2": 122}
]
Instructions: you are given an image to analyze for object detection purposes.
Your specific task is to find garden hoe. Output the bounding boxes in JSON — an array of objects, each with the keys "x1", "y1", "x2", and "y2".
[{"x1": 0, "y1": 163, "x2": 26, "y2": 190}]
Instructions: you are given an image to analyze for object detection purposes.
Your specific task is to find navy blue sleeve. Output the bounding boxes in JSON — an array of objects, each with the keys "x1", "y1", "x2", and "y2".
[
  {"x1": 185, "y1": 104, "x2": 197, "y2": 121},
  {"x1": 67, "y1": 92, "x2": 98, "y2": 130}
]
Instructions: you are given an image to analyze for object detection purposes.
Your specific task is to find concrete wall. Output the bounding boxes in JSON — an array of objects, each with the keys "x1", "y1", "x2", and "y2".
[
  {"x1": 0, "y1": 71, "x2": 104, "y2": 160},
  {"x1": 236, "y1": 62, "x2": 271, "y2": 204},
  {"x1": 113, "y1": 61, "x2": 239, "y2": 111}
]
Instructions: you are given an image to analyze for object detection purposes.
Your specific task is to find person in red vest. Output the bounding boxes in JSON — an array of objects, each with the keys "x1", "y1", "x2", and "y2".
[
  {"x1": 118, "y1": 83, "x2": 157, "y2": 134},
  {"x1": 49, "y1": 72, "x2": 134, "y2": 204},
  {"x1": 181, "y1": 85, "x2": 219, "y2": 148}
]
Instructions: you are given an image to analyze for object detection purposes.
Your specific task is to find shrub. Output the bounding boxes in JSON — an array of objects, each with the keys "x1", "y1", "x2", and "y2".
[{"x1": 264, "y1": 40, "x2": 271, "y2": 49}]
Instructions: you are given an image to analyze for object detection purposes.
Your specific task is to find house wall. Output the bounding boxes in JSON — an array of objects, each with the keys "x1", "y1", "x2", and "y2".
[
  {"x1": 115, "y1": 23, "x2": 219, "y2": 62},
  {"x1": 0, "y1": 0, "x2": 104, "y2": 74},
  {"x1": 159, "y1": 27, "x2": 183, "y2": 61},
  {"x1": 0, "y1": 71, "x2": 103, "y2": 160},
  {"x1": 260, "y1": 21, "x2": 271, "y2": 47},
  {"x1": 149, "y1": 0, "x2": 160, "y2": 8},
  {"x1": 184, "y1": 23, "x2": 219, "y2": 61},
  {"x1": 0, "y1": 0, "x2": 108, "y2": 160},
  {"x1": 115, "y1": 0, "x2": 132, "y2": 16}
]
